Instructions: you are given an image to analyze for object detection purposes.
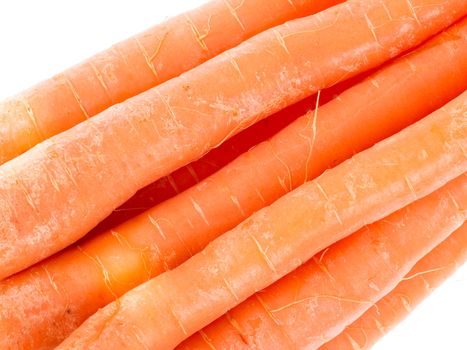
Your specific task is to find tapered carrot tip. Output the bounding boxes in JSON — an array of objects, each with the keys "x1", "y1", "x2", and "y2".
[{"x1": 320, "y1": 224, "x2": 467, "y2": 350}]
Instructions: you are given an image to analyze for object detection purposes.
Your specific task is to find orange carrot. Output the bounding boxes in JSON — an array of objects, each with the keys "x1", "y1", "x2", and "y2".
[
  {"x1": 320, "y1": 223, "x2": 467, "y2": 350},
  {"x1": 2, "y1": 0, "x2": 459, "y2": 280},
  {"x1": 0, "y1": 0, "x2": 344, "y2": 164},
  {"x1": 177, "y1": 176, "x2": 466, "y2": 350},
  {"x1": 56, "y1": 90, "x2": 467, "y2": 349},
  {"x1": 91, "y1": 91, "x2": 321, "y2": 233},
  {"x1": 91, "y1": 76, "x2": 359, "y2": 233},
  {"x1": 2, "y1": 21, "x2": 466, "y2": 349}
]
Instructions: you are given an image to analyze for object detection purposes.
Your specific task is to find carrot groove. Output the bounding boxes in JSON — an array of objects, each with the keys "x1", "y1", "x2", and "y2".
[
  {"x1": 56, "y1": 92, "x2": 466, "y2": 349},
  {"x1": 320, "y1": 223, "x2": 467, "y2": 350},
  {"x1": 2, "y1": 0, "x2": 461, "y2": 280},
  {"x1": 178, "y1": 176, "x2": 466, "y2": 349},
  {"x1": 0, "y1": 0, "x2": 344, "y2": 164},
  {"x1": 90, "y1": 82, "x2": 351, "y2": 233},
  {"x1": 1, "y1": 21, "x2": 466, "y2": 349}
]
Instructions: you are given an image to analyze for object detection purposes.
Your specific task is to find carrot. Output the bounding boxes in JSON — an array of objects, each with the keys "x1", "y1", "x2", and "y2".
[
  {"x1": 56, "y1": 89, "x2": 467, "y2": 349},
  {"x1": 177, "y1": 176, "x2": 466, "y2": 350},
  {"x1": 90, "y1": 90, "x2": 325, "y2": 233},
  {"x1": 2, "y1": 21, "x2": 466, "y2": 349},
  {"x1": 320, "y1": 223, "x2": 467, "y2": 350},
  {"x1": 0, "y1": 0, "x2": 344, "y2": 164},
  {"x1": 90, "y1": 76, "x2": 359, "y2": 234},
  {"x1": 2, "y1": 0, "x2": 459, "y2": 280}
]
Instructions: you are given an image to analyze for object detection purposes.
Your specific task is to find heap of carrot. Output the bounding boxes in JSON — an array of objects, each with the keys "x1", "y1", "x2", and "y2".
[{"x1": 0, "y1": 0, "x2": 465, "y2": 349}]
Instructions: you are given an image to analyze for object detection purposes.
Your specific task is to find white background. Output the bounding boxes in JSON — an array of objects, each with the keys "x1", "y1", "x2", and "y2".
[{"x1": 0, "y1": 1, "x2": 465, "y2": 349}]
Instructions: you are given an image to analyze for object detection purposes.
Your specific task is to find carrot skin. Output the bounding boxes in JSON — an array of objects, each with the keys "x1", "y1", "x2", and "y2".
[
  {"x1": 2, "y1": 0, "x2": 462, "y2": 280},
  {"x1": 0, "y1": 0, "x2": 344, "y2": 164},
  {"x1": 1, "y1": 20, "x2": 466, "y2": 349},
  {"x1": 319, "y1": 223, "x2": 467, "y2": 350},
  {"x1": 178, "y1": 177, "x2": 466, "y2": 350},
  {"x1": 57, "y1": 90, "x2": 467, "y2": 349},
  {"x1": 89, "y1": 87, "x2": 339, "y2": 233},
  {"x1": 91, "y1": 75, "x2": 361, "y2": 233}
]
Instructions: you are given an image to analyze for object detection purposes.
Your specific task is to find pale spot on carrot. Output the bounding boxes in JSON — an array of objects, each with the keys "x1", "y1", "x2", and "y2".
[
  {"x1": 277, "y1": 175, "x2": 289, "y2": 193},
  {"x1": 15, "y1": 178, "x2": 39, "y2": 214},
  {"x1": 62, "y1": 74, "x2": 90, "y2": 119},
  {"x1": 273, "y1": 29, "x2": 290, "y2": 56},
  {"x1": 41, "y1": 159, "x2": 61, "y2": 193},
  {"x1": 186, "y1": 217, "x2": 195, "y2": 229},
  {"x1": 156, "y1": 91, "x2": 182, "y2": 129},
  {"x1": 150, "y1": 242, "x2": 170, "y2": 272},
  {"x1": 398, "y1": 294, "x2": 413, "y2": 312},
  {"x1": 190, "y1": 196, "x2": 211, "y2": 226},
  {"x1": 300, "y1": 90, "x2": 321, "y2": 181},
  {"x1": 184, "y1": 13, "x2": 213, "y2": 52},
  {"x1": 167, "y1": 174, "x2": 181, "y2": 194},
  {"x1": 110, "y1": 229, "x2": 152, "y2": 279},
  {"x1": 446, "y1": 190, "x2": 462, "y2": 213},
  {"x1": 402, "y1": 266, "x2": 447, "y2": 281},
  {"x1": 282, "y1": 8, "x2": 342, "y2": 40},
  {"x1": 404, "y1": 56, "x2": 417, "y2": 72},
  {"x1": 223, "y1": 0, "x2": 246, "y2": 31},
  {"x1": 223, "y1": 277, "x2": 239, "y2": 301},
  {"x1": 91, "y1": 301, "x2": 122, "y2": 345},
  {"x1": 129, "y1": 325, "x2": 150, "y2": 350},
  {"x1": 315, "y1": 181, "x2": 330, "y2": 201},
  {"x1": 225, "y1": 311, "x2": 248, "y2": 344},
  {"x1": 20, "y1": 98, "x2": 43, "y2": 139},
  {"x1": 255, "y1": 188, "x2": 266, "y2": 204},
  {"x1": 270, "y1": 294, "x2": 371, "y2": 313},
  {"x1": 268, "y1": 141, "x2": 292, "y2": 191},
  {"x1": 405, "y1": 0, "x2": 422, "y2": 26},
  {"x1": 76, "y1": 245, "x2": 118, "y2": 300},
  {"x1": 89, "y1": 61, "x2": 113, "y2": 102},
  {"x1": 381, "y1": 2, "x2": 394, "y2": 20},
  {"x1": 286, "y1": 0, "x2": 297, "y2": 11},
  {"x1": 148, "y1": 31, "x2": 169, "y2": 63},
  {"x1": 312, "y1": 255, "x2": 335, "y2": 282},
  {"x1": 345, "y1": 331, "x2": 365, "y2": 350},
  {"x1": 110, "y1": 44, "x2": 129, "y2": 66},
  {"x1": 227, "y1": 54, "x2": 245, "y2": 82},
  {"x1": 186, "y1": 164, "x2": 201, "y2": 183},
  {"x1": 311, "y1": 90, "x2": 320, "y2": 152},
  {"x1": 372, "y1": 315, "x2": 387, "y2": 335},
  {"x1": 147, "y1": 214, "x2": 168, "y2": 240},
  {"x1": 254, "y1": 294, "x2": 280, "y2": 326},
  {"x1": 167, "y1": 299, "x2": 188, "y2": 335},
  {"x1": 230, "y1": 195, "x2": 246, "y2": 217},
  {"x1": 370, "y1": 78, "x2": 380, "y2": 88},
  {"x1": 345, "y1": 2, "x2": 355, "y2": 16},
  {"x1": 368, "y1": 281, "x2": 381, "y2": 292},
  {"x1": 41, "y1": 265, "x2": 60, "y2": 296},
  {"x1": 199, "y1": 330, "x2": 217, "y2": 350},
  {"x1": 134, "y1": 37, "x2": 160, "y2": 81},
  {"x1": 248, "y1": 231, "x2": 277, "y2": 275},
  {"x1": 404, "y1": 175, "x2": 417, "y2": 199},
  {"x1": 420, "y1": 276, "x2": 434, "y2": 293}
]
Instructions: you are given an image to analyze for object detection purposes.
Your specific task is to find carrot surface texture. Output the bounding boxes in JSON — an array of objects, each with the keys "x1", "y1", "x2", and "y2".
[
  {"x1": 56, "y1": 90, "x2": 467, "y2": 349},
  {"x1": 89, "y1": 88, "x2": 332, "y2": 233},
  {"x1": 177, "y1": 176, "x2": 466, "y2": 350},
  {"x1": 321, "y1": 223, "x2": 467, "y2": 350},
  {"x1": 0, "y1": 0, "x2": 344, "y2": 164},
  {"x1": 2, "y1": 0, "x2": 462, "y2": 280},
  {"x1": 2, "y1": 20, "x2": 466, "y2": 349}
]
